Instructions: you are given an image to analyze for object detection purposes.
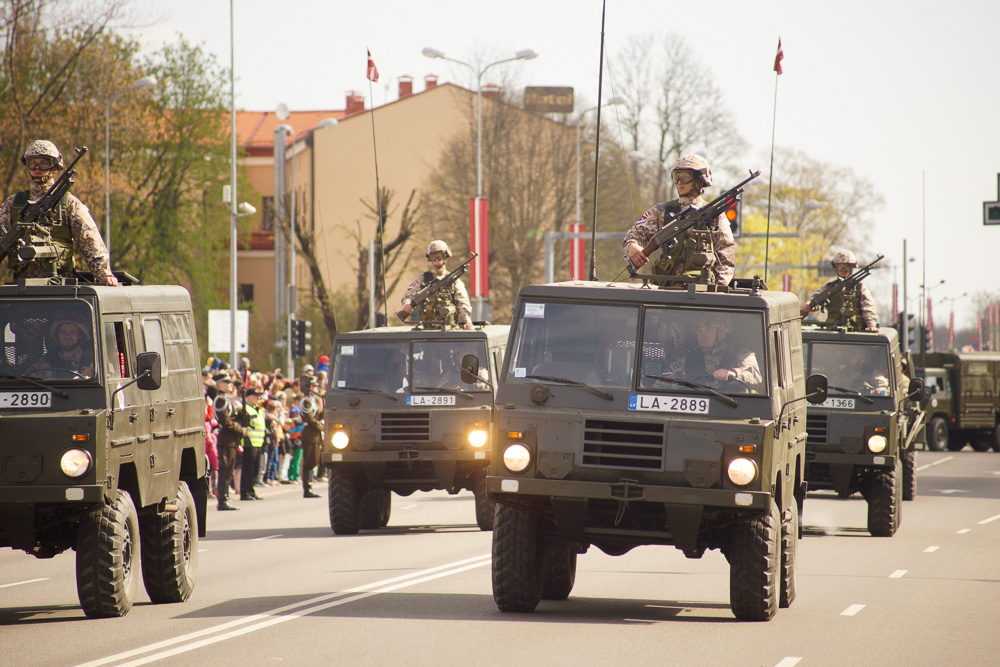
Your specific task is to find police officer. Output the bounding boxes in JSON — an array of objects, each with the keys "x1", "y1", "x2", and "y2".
[
  {"x1": 624, "y1": 154, "x2": 735, "y2": 286},
  {"x1": 299, "y1": 375, "x2": 323, "y2": 498},
  {"x1": 213, "y1": 374, "x2": 244, "y2": 511},
  {"x1": 0, "y1": 141, "x2": 118, "y2": 285},
  {"x1": 240, "y1": 388, "x2": 265, "y2": 501},
  {"x1": 800, "y1": 250, "x2": 879, "y2": 332},
  {"x1": 398, "y1": 240, "x2": 473, "y2": 329}
]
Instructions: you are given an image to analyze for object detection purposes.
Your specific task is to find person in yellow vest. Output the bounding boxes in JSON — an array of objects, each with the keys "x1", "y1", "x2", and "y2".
[{"x1": 240, "y1": 388, "x2": 265, "y2": 501}]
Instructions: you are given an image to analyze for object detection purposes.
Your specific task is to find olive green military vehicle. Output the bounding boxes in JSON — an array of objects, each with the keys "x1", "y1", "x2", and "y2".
[
  {"x1": 484, "y1": 279, "x2": 827, "y2": 621},
  {"x1": 0, "y1": 277, "x2": 208, "y2": 617},
  {"x1": 322, "y1": 324, "x2": 509, "y2": 534},
  {"x1": 802, "y1": 325, "x2": 924, "y2": 537},
  {"x1": 915, "y1": 351, "x2": 1000, "y2": 452}
]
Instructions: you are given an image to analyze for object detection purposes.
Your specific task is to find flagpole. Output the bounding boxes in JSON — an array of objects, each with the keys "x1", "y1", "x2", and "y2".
[
  {"x1": 367, "y1": 49, "x2": 388, "y2": 327},
  {"x1": 764, "y1": 38, "x2": 783, "y2": 285}
]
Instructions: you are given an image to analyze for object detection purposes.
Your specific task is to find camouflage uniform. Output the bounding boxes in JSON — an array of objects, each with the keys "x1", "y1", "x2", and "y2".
[
  {"x1": 401, "y1": 267, "x2": 473, "y2": 327},
  {"x1": 669, "y1": 338, "x2": 761, "y2": 387},
  {"x1": 807, "y1": 278, "x2": 878, "y2": 330}
]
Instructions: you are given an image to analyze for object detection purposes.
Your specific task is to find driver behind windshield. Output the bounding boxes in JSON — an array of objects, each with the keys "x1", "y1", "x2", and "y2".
[
  {"x1": 34, "y1": 317, "x2": 94, "y2": 378},
  {"x1": 666, "y1": 313, "x2": 761, "y2": 389}
]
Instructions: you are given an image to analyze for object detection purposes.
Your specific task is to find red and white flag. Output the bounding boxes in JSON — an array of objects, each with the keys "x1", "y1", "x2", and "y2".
[
  {"x1": 773, "y1": 38, "x2": 784, "y2": 75},
  {"x1": 367, "y1": 49, "x2": 379, "y2": 83}
]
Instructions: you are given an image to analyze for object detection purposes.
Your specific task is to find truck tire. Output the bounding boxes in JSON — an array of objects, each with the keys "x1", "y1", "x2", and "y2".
[
  {"x1": 970, "y1": 434, "x2": 993, "y2": 452},
  {"x1": 729, "y1": 498, "x2": 780, "y2": 621},
  {"x1": 492, "y1": 503, "x2": 542, "y2": 612},
  {"x1": 76, "y1": 490, "x2": 141, "y2": 618},
  {"x1": 902, "y1": 449, "x2": 916, "y2": 501},
  {"x1": 140, "y1": 481, "x2": 198, "y2": 603},
  {"x1": 472, "y1": 469, "x2": 496, "y2": 532},
  {"x1": 359, "y1": 490, "x2": 391, "y2": 529},
  {"x1": 867, "y1": 459, "x2": 901, "y2": 537},
  {"x1": 328, "y1": 468, "x2": 360, "y2": 535},
  {"x1": 779, "y1": 501, "x2": 797, "y2": 608},
  {"x1": 540, "y1": 543, "x2": 577, "y2": 600},
  {"x1": 926, "y1": 417, "x2": 948, "y2": 452}
]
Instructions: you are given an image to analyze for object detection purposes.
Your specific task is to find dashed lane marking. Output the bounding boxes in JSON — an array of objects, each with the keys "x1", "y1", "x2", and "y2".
[
  {"x1": 916, "y1": 455, "x2": 953, "y2": 472},
  {"x1": 957, "y1": 528, "x2": 971, "y2": 534},
  {"x1": 0, "y1": 577, "x2": 48, "y2": 589},
  {"x1": 840, "y1": 604, "x2": 865, "y2": 616},
  {"x1": 251, "y1": 535, "x2": 283, "y2": 541},
  {"x1": 774, "y1": 658, "x2": 802, "y2": 667},
  {"x1": 978, "y1": 513, "x2": 1000, "y2": 525},
  {"x1": 924, "y1": 546, "x2": 940, "y2": 553},
  {"x1": 888, "y1": 570, "x2": 907, "y2": 578}
]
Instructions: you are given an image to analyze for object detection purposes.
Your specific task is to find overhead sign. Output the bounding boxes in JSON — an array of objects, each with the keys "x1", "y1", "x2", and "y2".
[{"x1": 523, "y1": 86, "x2": 574, "y2": 113}]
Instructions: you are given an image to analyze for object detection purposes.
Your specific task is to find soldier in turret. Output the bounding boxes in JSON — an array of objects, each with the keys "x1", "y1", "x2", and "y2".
[
  {"x1": 623, "y1": 154, "x2": 735, "y2": 286},
  {"x1": 801, "y1": 250, "x2": 879, "y2": 332},
  {"x1": 398, "y1": 240, "x2": 473, "y2": 329},
  {"x1": 0, "y1": 140, "x2": 118, "y2": 285}
]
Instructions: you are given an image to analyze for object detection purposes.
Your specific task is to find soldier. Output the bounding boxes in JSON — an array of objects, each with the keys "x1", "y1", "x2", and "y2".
[
  {"x1": 832, "y1": 346, "x2": 889, "y2": 396},
  {"x1": 0, "y1": 140, "x2": 118, "y2": 286},
  {"x1": 623, "y1": 154, "x2": 735, "y2": 286},
  {"x1": 398, "y1": 240, "x2": 473, "y2": 329},
  {"x1": 30, "y1": 317, "x2": 96, "y2": 379},
  {"x1": 213, "y1": 373, "x2": 244, "y2": 511},
  {"x1": 299, "y1": 374, "x2": 324, "y2": 498},
  {"x1": 800, "y1": 250, "x2": 879, "y2": 332},
  {"x1": 668, "y1": 313, "x2": 761, "y2": 390}
]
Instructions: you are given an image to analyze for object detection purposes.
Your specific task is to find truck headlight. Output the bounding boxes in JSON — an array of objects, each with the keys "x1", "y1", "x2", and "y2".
[
  {"x1": 727, "y1": 457, "x2": 758, "y2": 486},
  {"x1": 60, "y1": 449, "x2": 92, "y2": 478},
  {"x1": 867, "y1": 434, "x2": 887, "y2": 453},
  {"x1": 331, "y1": 430, "x2": 350, "y2": 450},
  {"x1": 502, "y1": 444, "x2": 531, "y2": 473},
  {"x1": 468, "y1": 428, "x2": 488, "y2": 448}
]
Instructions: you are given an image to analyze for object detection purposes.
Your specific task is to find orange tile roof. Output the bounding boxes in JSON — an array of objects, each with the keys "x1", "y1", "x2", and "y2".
[{"x1": 237, "y1": 109, "x2": 347, "y2": 155}]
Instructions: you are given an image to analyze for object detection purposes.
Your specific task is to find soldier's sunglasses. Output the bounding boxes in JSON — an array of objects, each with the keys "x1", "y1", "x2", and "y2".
[
  {"x1": 26, "y1": 158, "x2": 55, "y2": 171},
  {"x1": 672, "y1": 170, "x2": 697, "y2": 185},
  {"x1": 428, "y1": 252, "x2": 447, "y2": 262}
]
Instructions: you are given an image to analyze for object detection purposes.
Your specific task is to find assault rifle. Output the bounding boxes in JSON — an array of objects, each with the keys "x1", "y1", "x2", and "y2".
[
  {"x1": 807, "y1": 254, "x2": 884, "y2": 313},
  {"x1": 396, "y1": 253, "x2": 478, "y2": 321},
  {"x1": 0, "y1": 146, "x2": 88, "y2": 275},
  {"x1": 625, "y1": 169, "x2": 761, "y2": 276}
]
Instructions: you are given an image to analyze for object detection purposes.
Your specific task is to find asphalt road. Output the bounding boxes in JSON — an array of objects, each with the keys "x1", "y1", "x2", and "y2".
[{"x1": 2, "y1": 450, "x2": 999, "y2": 667}]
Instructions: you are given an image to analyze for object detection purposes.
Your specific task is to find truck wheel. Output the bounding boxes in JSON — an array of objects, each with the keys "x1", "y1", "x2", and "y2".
[
  {"x1": 926, "y1": 417, "x2": 948, "y2": 452},
  {"x1": 540, "y1": 543, "x2": 577, "y2": 600},
  {"x1": 140, "y1": 481, "x2": 198, "y2": 603},
  {"x1": 902, "y1": 449, "x2": 916, "y2": 501},
  {"x1": 970, "y1": 434, "x2": 993, "y2": 452},
  {"x1": 779, "y1": 501, "x2": 797, "y2": 608},
  {"x1": 76, "y1": 490, "x2": 141, "y2": 618},
  {"x1": 867, "y1": 459, "x2": 901, "y2": 537},
  {"x1": 729, "y1": 498, "x2": 780, "y2": 621},
  {"x1": 359, "y1": 490, "x2": 391, "y2": 529},
  {"x1": 492, "y1": 503, "x2": 542, "y2": 612},
  {"x1": 328, "y1": 468, "x2": 360, "y2": 535},
  {"x1": 473, "y1": 469, "x2": 496, "y2": 532}
]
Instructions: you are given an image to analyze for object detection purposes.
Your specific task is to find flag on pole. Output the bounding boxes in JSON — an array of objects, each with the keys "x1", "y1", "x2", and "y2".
[
  {"x1": 367, "y1": 49, "x2": 379, "y2": 83},
  {"x1": 773, "y1": 38, "x2": 784, "y2": 75}
]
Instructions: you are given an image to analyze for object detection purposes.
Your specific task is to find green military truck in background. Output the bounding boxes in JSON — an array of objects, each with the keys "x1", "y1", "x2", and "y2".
[
  {"x1": 322, "y1": 324, "x2": 509, "y2": 534},
  {"x1": 915, "y1": 351, "x2": 1000, "y2": 452},
  {"x1": 0, "y1": 277, "x2": 208, "y2": 617},
  {"x1": 801, "y1": 326, "x2": 925, "y2": 537},
  {"x1": 484, "y1": 279, "x2": 827, "y2": 621}
]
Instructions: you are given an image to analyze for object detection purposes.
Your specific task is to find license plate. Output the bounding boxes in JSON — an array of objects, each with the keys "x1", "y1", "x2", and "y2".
[
  {"x1": 0, "y1": 391, "x2": 52, "y2": 408},
  {"x1": 629, "y1": 394, "x2": 710, "y2": 414},
  {"x1": 407, "y1": 394, "x2": 456, "y2": 406},
  {"x1": 821, "y1": 397, "x2": 855, "y2": 409}
]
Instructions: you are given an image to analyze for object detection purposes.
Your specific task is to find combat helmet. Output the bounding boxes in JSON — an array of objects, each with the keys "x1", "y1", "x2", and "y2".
[
  {"x1": 21, "y1": 140, "x2": 64, "y2": 169},
  {"x1": 426, "y1": 240, "x2": 452, "y2": 259},
  {"x1": 694, "y1": 312, "x2": 733, "y2": 333},
  {"x1": 672, "y1": 154, "x2": 712, "y2": 187},
  {"x1": 831, "y1": 249, "x2": 857, "y2": 268}
]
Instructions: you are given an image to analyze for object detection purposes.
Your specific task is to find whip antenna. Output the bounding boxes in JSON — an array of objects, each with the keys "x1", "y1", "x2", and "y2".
[{"x1": 588, "y1": 0, "x2": 608, "y2": 282}]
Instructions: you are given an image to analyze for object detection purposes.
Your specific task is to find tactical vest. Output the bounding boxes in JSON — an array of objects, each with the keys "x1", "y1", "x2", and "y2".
[
  {"x1": 651, "y1": 200, "x2": 719, "y2": 284},
  {"x1": 10, "y1": 190, "x2": 75, "y2": 275},
  {"x1": 825, "y1": 281, "x2": 864, "y2": 330},
  {"x1": 246, "y1": 404, "x2": 266, "y2": 448},
  {"x1": 418, "y1": 270, "x2": 458, "y2": 326}
]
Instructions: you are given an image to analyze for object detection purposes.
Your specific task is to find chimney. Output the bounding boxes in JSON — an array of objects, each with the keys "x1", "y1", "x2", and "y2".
[
  {"x1": 398, "y1": 75, "x2": 413, "y2": 99},
  {"x1": 481, "y1": 83, "x2": 501, "y2": 100},
  {"x1": 424, "y1": 74, "x2": 438, "y2": 91},
  {"x1": 345, "y1": 91, "x2": 365, "y2": 115}
]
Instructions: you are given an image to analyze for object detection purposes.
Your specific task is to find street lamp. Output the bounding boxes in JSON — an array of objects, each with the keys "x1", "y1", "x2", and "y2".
[
  {"x1": 577, "y1": 97, "x2": 623, "y2": 226},
  {"x1": 105, "y1": 75, "x2": 157, "y2": 260}
]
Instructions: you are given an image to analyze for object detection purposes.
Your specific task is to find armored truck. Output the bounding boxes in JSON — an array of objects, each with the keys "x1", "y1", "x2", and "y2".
[
  {"x1": 802, "y1": 325, "x2": 924, "y2": 537},
  {"x1": 915, "y1": 351, "x2": 1000, "y2": 452},
  {"x1": 0, "y1": 277, "x2": 208, "y2": 617},
  {"x1": 322, "y1": 324, "x2": 509, "y2": 534},
  {"x1": 485, "y1": 279, "x2": 826, "y2": 621}
]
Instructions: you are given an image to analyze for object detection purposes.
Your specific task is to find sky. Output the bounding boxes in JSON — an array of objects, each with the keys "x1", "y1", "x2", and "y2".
[{"x1": 130, "y1": 0, "x2": 1000, "y2": 331}]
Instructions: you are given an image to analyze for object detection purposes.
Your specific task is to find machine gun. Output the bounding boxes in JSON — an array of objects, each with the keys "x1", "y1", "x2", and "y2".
[
  {"x1": 396, "y1": 253, "x2": 478, "y2": 321},
  {"x1": 807, "y1": 254, "x2": 884, "y2": 314},
  {"x1": 0, "y1": 147, "x2": 88, "y2": 276},
  {"x1": 625, "y1": 169, "x2": 761, "y2": 276}
]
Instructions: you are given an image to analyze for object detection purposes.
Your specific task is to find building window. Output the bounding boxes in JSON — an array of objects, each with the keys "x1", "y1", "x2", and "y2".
[{"x1": 239, "y1": 284, "x2": 254, "y2": 308}]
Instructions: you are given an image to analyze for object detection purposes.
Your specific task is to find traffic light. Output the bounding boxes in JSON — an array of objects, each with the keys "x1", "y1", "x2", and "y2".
[
  {"x1": 924, "y1": 326, "x2": 933, "y2": 353},
  {"x1": 290, "y1": 318, "x2": 312, "y2": 357},
  {"x1": 725, "y1": 196, "x2": 742, "y2": 238},
  {"x1": 906, "y1": 314, "x2": 917, "y2": 349}
]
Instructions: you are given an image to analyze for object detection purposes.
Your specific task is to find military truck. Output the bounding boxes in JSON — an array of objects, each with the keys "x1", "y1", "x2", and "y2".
[
  {"x1": 322, "y1": 324, "x2": 509, "y2": 534},
  {"x1": 914, "y1": 351, "x2": 1000, "y2": 452},
  {"x1": 0, "y1": 277, "x2": 208, "y2": 617},
  {"x1": 801, "y1": 325, "x2": 925, "y2": 537},
  {"x1": 484, "y1": 279, "x2": 827, "y2": 621}
]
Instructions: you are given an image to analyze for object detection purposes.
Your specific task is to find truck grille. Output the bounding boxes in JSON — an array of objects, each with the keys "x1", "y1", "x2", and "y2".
[
  {"x1": 380, "y1": 412, "x2": 430, "y2": 442},
  {"x1": 806, "y1": 414, "x2": 828, "y2": 446},
  {"x1": 582, "y1": 419, "x2": 665, "y2": 470}
]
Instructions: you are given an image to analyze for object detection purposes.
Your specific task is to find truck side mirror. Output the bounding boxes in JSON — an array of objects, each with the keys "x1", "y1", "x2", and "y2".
[
  {"x1": 136, "y1": 351, "x2": 162, "y2": 391},
  {"x1": 805, "y1": 374, "x2": 828, "y2": 404},
  {"x1": 460, "y1": 353, "x2": 480, "y2": 385},
  {"x1": 907, "y1": 378, "x2": 924, "y2": 401}
]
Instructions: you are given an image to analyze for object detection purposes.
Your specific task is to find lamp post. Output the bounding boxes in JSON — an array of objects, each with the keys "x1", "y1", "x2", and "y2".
[{"x1": 105, "y1": 75, "x2": 157, "y2": 260}]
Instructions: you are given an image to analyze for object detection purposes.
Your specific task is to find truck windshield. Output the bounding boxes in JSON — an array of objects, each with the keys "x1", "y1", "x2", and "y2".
[
  {"x1": 808, "y1": 342, "x2": 892, "y2": 397},
  {"x1": 330, "y1": 339, "x2": 491, "y2": 394},
  {"x1": 0, "y1": 299, "x2": 97, "y2": 381}
]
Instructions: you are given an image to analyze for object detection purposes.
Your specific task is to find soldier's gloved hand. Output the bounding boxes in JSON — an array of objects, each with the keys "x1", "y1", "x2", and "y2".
[
  {"x1": 462, "y1": 322, "x2": 473, "y2": 330},
  {"x1": 800, "y1": 302, "x2": 812, "y2": 316},
  {"x1": 104, "y1": 273, "x2": 119, "y2": 286},
  {"x1": 626, "y1": 241, "x2": 648, "y2": 268}
]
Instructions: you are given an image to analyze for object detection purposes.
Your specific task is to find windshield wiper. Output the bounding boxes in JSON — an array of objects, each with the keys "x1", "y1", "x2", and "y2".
[
  {"x1": 524, "y1": 375, "x2": 613, "y2": 401},
  {"x1": 335, "y1": 385, "x2": 398, "y2": 401},
  {"x1": 413, "y1": 386, "x2": 474, "y2": 401},
  {"x1": 642, "y1": 374, "x2": 738, "y2": 407},
  {"x1": 0, "y1": 374, "x2": 69, "y2": 399},
  {"x1": 828, "y1": 385, "x2": 875, "y2": 404}
]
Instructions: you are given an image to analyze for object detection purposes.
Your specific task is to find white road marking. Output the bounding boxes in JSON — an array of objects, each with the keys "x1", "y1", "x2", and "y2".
[
  {"x1": 916, "y1": 455, "x2": 953, "y2": 471},
  {"x1": 774, "y1": 658, "x2": 802, "y2": 667},
  {"x1": 840, "y1": 604, "x2": 865, "y2": 616},
  {"x1": 888, "y1": 570, "x2": 907, "y2": 578},
  {"x1": 74, "y1": 553, "x2": 491, "y2": 667},
  {"x1": 251, "y1": 535, "x2": 283, "y2": 541},
  {"x1": 924, "y1": 546, "x2": 940, "y2": 553},
  {"x1": 934, "y1": 489, "x2": 968, "y2": 495},
  {"x1": 978, "y1": 513, "x2": 1000, "y2": 525},
  {"x1": 0, "y1": 577, "x2": 48, "y2": 589},
  {"x1": 400, "y1": 504, "x2": 418, "y2": 510},
  {"x1": 957, "y1": 528, "x2": 971, "y2": 534}
]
